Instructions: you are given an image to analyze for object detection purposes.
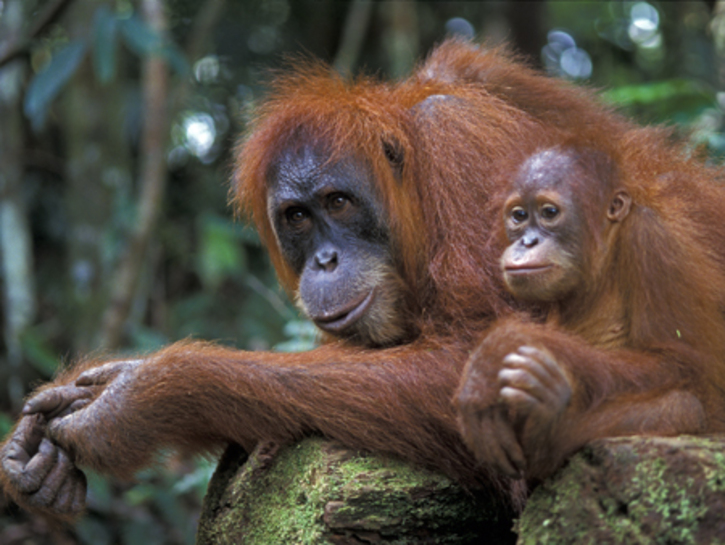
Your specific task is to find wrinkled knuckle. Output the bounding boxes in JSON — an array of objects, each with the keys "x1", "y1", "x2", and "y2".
[
  {"x1": 37, "y1": 390, "x2": 59, "y2": 408},
  {"x1": 499, "y1": 367, "x2": 526, "y2": 386},
  {"x1": 69, "y1": 398, "x2": 91, "y2": 412},
  {"x1": 500, "y1": 385, "x2": 530, "y2": 405},
  {"x1": 3, "y1": 444, "x2": 23, "y2": 461},
  {"x1": 25, "y1": 493, "x2": 51, "y2": 509},
  {"x1": 14, "y1": 477, "x2": 38, "y2": 494},
  {"x1": 47, "y1": 420, "x2": 67, "y2": 443},
  {"x1": 502, "y1": 353, "x2": 524, "y2": 365}
]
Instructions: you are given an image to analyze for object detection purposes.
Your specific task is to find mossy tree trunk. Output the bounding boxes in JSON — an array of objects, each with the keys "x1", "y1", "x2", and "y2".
[
  {"x1": 197, "y1": 438, "x2": 517, "y2": 545},
  {"x1": 517, "y1": 435, "x2": 725, "y2": 545},
  {"x1": 197, "y1": 435, "x2": 725, "y2": 544}
]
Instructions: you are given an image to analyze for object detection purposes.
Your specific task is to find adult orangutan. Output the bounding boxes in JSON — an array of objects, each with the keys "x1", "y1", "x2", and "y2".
[
  {"x1": 1, "y1": 38, "x2": 722, "y2": 520},
  {"x1": 457, "y1": 147, "x2": 725, "y2": 482}
]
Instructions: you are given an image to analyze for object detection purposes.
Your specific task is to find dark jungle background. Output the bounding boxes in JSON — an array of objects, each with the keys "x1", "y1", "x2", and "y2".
[{"x1": 0, "y1": 1, "x2": 723, "y2": 543}]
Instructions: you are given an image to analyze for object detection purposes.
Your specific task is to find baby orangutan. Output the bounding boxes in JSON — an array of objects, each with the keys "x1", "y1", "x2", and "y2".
[
  {"x1": 457, "y1": 147, "x2": 725, "y2": 481},
  {"x1": 500, "y1": 148, "x2": 631, "y2": 307}
]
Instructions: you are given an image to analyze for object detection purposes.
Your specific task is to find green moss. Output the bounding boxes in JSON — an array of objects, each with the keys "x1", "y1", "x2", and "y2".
[
  {"x1": 517, "y1": 436, "x2": 725, "y2": 545},
  {"x1": 516, "y1": 460, "x2": 604, "y2": 545},
  {"x1": 202, "y1": 437, "x2": 725, "y2": 543},
  {"x1": 702, "y1": 446, "x2": 725, "y2": 493},
  {"x1": 232, "y1": 440, "x2": 333, "y2": 544},
  {"x1": 198, "y1": 438, "x2": 514, "y2": 544}
]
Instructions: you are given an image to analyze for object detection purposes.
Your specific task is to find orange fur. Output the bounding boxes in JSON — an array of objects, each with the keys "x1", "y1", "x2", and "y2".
[
  {"x1": 458, "y1": 136, "x2": 725, "y2": 480},
  {"x1": 3, "y1": 39, "x2": 725, "y2": 519}
]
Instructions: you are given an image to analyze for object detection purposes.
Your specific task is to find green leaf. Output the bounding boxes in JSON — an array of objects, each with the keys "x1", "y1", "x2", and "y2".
[
  {"x1": 152, "y1": 488, "x2": 190, "y2": 537},
  {"x1": 161, "y1": 44, "x2": 190, "y2": 76},
  {"x1": 75, "y1": 518, "x2": 112, "y2": 545},
  {"x1": 20, "y1": 329, "x2": 60, "y2": 377},
  {"x1": 119, "y1": 14, "x2": 162, "y2": 56},
  {"x1": 239, "y1": 224, "x2": 262, "y2": 246},
  {"x1": 198, "y1": 215, "x2": 248, "y2": 289},
  {"x1": 121, "y1": 518, "x2": 164, "y2": 545},
  {"x1": 92, "y1": 5, "x2": 118, "y2": 84},
  {"x1": 172, "y1": 458, "x2": 215, "y2": 499},
  {"x1": 602, "y1": 79, "x2": 713, "y2": 107},
  {"x1": 0, "y1": 412, "x2": 13, "y2": 440},
  {"x1": 124, "y1": 483, "x2": 155, "y2": 505},
  {"x1": 86, "y1": 472, "x2": 113, "y2": 513},
  {"x1": 127, "y1": 325, "x2": 168, "y2": 351},
  {"x1": 275, "y1": 320, "x2": 319, "y2": 352},
  {"x1": 24, "y1": 40, "x2": 87, "y2": 131},
  {"x1": 119, "y1": 14, "x2": 189, "y2": 75}
]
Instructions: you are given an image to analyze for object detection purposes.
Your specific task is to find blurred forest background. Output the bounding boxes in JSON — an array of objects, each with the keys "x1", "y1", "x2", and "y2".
[{"x1": 1, "y1": 0, "x2": 724, "y2": 543}]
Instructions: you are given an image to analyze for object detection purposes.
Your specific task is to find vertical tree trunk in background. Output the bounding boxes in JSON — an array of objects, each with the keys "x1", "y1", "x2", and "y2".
[
  {"x1": 0, "y1": 0, "x2": 37, "y2": 411},
  {"x1": 62, "y1": 0, "x2": 132, "y2": 353},
  {"x1": 710, "y1": 1, "x2": 725, "y2": 88},
  {"x1": 380, "y1": 1, "x2": 419, "y2": 79},
  {"x1": 98, "y1": 0, "x2": 170, "y2": 350},
  {"x1": 504, "y1": 1, "x2": 545, "y2": 67},
  {"x1": 333, "y1": 0, "x2": 373, "y2": 76}
]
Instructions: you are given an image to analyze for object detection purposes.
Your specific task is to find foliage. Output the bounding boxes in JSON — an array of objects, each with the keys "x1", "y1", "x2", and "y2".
[
  {"x1": 24, "y1": 6, "x2": 188, "y2": 131},
  {"x1": 1, "y1": 0, "x2": 723, "y2": 544},
  {"x1": 25, "y1": 39, "x2": 87, "y2": 130}
]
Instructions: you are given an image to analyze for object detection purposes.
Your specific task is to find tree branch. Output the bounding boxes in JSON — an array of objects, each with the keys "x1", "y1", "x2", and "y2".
[
  {"x1": 97, "y1": 0, "x2": 170, "y2": 350},
  {"x1": 97, "y1": 0, "x2": 229, "y2": 350}
]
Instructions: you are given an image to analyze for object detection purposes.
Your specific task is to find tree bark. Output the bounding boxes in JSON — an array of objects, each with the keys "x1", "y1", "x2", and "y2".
[
  {"x1": 97, "y1": 0, "x2": 171, "y2": 350},
  {"x1": 0, "y1": 0, "x2": 37, "y2": 410},
  {"x1": 517, "y1": 435, "x2": 725, "y2": 544},
  {"x1": 197, "y1": 438, "x2": 517, "y2": 545}
]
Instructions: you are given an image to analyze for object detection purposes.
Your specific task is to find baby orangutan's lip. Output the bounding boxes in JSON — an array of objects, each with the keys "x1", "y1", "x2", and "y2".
[
  {"x1": 313, "y1": 289, "x2": 375, "y2": 333},
  {"x1": 504, "y1": 264, "x2": 553, "y2": 275}
]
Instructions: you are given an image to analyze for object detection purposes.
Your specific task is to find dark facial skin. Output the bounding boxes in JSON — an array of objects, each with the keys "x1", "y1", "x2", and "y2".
[
  {"x1": 501, "y1": 150, "x2": 630, "y2": 302},
  {"x1": 268, "y1": 146, "x2": 408, "y2": 346}
]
